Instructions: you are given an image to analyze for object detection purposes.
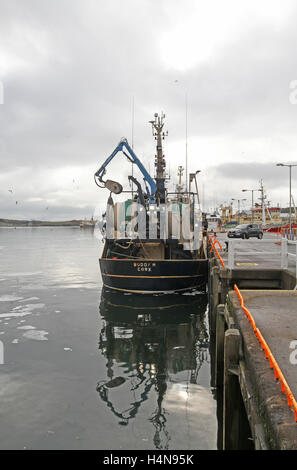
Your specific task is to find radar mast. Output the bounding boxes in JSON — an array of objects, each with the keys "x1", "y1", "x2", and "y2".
[{"x1": 149, "y1": 112, "x2": 168, "y2": 201}]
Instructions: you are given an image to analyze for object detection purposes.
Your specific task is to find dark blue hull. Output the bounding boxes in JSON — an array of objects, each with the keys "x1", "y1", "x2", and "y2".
[{"x1": 99, "y1": 258, "x2": 208, "y2": 293}]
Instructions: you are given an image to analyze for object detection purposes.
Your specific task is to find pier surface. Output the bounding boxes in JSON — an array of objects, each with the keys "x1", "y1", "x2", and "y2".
[
  {"x1": 208, "y1": 231, "x2": 297, "y2": 449},
  {"x1": 231, "y1": 290, "x2": 297, "y2": 398},
  {"x1": 228, "y1": 290, "x2": 297, "y2": 449}
]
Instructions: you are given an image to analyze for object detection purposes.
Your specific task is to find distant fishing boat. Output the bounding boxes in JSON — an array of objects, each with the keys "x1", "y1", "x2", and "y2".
[
  {"x1": 80, "y1": 217, "x2": 96, "y2": 229},
  {"x1": 206, "y1": 213, "x2": 221, "y2": 233},
  {"x1": 264, "y1": 222, "x2": 297, "y2": 233}
]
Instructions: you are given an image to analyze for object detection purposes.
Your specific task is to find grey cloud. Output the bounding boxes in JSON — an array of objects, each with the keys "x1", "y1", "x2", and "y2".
[
  {"x1": 1, "y1": 1, "x2": 297, "y2": 219},
  {"x1": 202, "y1": 161, "x2": 297, "y2": 210},
  {"x1": 210, "y1": 161, "x2": 290, "y2": 186}
]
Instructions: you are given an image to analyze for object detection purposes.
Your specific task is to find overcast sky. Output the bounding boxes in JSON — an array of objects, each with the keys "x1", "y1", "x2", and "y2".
[{"x1": 1, "y1": 0, "x2": 297, "y2": 220}]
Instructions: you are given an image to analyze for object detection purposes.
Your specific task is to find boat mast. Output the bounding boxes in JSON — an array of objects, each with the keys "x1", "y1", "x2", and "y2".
[{"x1": 150, "y1": 112, "x2": 167, "y2": 201}]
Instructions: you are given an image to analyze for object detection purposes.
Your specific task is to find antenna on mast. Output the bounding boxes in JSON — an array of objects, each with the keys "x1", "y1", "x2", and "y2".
[
  {"x1": 176, "y1": 165, "x2": 184, "y2": 197},
  {"x1": 185, "y1": 92, "x2": 188, "y2": 193},
  {"x1": 131, "y1": 96, "x2": 135, "y2": 197},
  {"x1": 149, "y1": 112, "x2": 168, "y2": 201}
]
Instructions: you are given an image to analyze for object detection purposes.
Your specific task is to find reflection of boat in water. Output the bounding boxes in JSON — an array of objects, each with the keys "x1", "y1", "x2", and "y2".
[
  {"x1": 100, "y1": 286, "x2": 208, "y2": 322},
  {"x1": 97, "y1": 288, "x2": 210, "y2": 449}
]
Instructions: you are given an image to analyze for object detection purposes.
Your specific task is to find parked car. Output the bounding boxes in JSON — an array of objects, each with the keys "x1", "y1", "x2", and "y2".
[{"x1": 227, "y1": 223, "x2": 263, "y2": 239}]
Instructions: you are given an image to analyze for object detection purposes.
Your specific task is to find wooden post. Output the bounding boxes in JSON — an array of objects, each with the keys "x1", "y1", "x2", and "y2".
[
  {"x1": 212, "y1": 266, "x2": 220, "y2": 308},
  {"x1": 210, "y1": 266, "x2": 220, "y2": 335},
  {"x1": 223, "y1": 328, "x2": 241, "y2": 450},
  {"x1": 295, "y1": 240, "x2": 297, "y2": 278},
  {"x1": 208, "y1": 259, "x2": 214, "y2": 331},
  {"x1": 215, "y1": 304, "x2": 225, "y2": 389}
]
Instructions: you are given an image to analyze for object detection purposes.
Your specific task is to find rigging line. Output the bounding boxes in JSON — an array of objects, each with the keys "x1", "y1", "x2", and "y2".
[
  {"x1": 132, "y1": 96, "x2": 134, "y2": 150},
  {"x1": 114, "y1": 240, "x2": 134, "y2": 249},
  {"x1": 137, "y1": 236, "x2": 151, "y2": 258},
  {"x1": 185, "y1": 91, "x2": 188, "y2": 193},
  {"x1": 109, "y1": 251, "x2": 142, "y2": 259},
  {"x1": 131, "y1": 96, "x2": 134, "y2": 197},
  {"x1": 185, "y1": 367, "x2": 191, "y2": 448}
]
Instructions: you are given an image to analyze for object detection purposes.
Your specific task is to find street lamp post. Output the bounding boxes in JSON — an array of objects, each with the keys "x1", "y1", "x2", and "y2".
[
  {"x1": 242, "y1": 189, "x2": 261, "y2": 223},
  {"x1": 276, "y1": 163, "x2": 297, "y2": 236},
  {"x1": 232, "y1": 198, "x2": 247, "y2": 225}
]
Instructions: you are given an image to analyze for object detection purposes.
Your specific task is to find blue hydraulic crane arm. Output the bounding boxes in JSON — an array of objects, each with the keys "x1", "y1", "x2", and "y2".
[{"x1": 94, "y1": 138, "x2": 156, "y2": 196}]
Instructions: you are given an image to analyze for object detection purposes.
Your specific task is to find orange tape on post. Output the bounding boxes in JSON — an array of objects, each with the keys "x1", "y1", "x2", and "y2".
[
  {"x1": 234, "y1": 285, "x2": 256, "y2": 330},
  {"x1": 208, "y1": 235, "x2": 225, "y2": 267},
  {"x1": 212, "y1": 240, "x2": 222, "y2": 251},
  {"x1": 209, "y1": 238, "x2": 222, "y2": 252},
  {"x1": 207, "y1": 233, "x2": 215, "y2": 245},
  {"x1": 214, "y1": 245, "x2": 225, "y2": 267}
]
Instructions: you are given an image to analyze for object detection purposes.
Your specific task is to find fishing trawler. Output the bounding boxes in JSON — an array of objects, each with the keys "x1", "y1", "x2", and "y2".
[{"x1": 94, "y1": 112, "x2": 208, "y2": 294}]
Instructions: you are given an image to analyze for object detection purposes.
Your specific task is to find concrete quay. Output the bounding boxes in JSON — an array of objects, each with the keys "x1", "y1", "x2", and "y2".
[{"x1": 207, "y1": 232, "x2": 297, "y2": 449}]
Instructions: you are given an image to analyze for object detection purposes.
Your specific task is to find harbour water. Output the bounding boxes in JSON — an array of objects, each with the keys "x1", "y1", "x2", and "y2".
[{"x1": 0, "y1": 227, "x2": 217, "y2": 450}]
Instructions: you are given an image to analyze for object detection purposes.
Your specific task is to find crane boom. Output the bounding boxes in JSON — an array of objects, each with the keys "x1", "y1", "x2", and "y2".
[{"x1": 94, "y1": 138, "x2": 156, "y2": 197}]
